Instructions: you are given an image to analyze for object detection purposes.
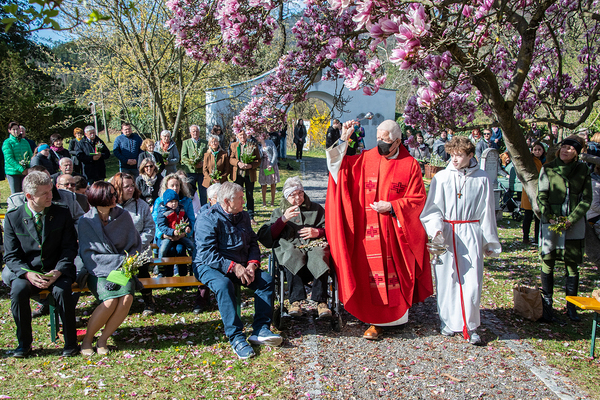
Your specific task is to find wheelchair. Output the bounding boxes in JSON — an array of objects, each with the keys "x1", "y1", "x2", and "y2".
[{"x1": 267, "y1": 252, "x2": 343, "y2": 332}]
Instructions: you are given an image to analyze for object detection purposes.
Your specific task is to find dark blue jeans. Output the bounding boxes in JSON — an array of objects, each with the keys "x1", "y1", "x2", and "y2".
[
  {"x1": 188, "y1": 173, "x2": 206, "y2": 205},
  {"x1": 120, "y1": 166, "x2": 139, "y2": 178},
  {"x1": 194, "y1": 266, "x2": 273, "y2": 343},
  {"x1": 7, "y1": 174, "x2": 24, "y2": 194}
]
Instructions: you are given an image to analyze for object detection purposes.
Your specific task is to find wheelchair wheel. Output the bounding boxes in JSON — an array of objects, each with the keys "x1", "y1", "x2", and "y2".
[
  {"x1": 272, "y1": 305, "x2": 283, "y2": 330},
  {"x1": 330, "y1": 313, "x2": 343, "y2": 332}
]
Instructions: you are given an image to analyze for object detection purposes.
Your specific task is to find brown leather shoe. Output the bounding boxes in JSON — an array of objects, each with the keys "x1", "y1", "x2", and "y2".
[{"x1": 363, "y1": 325, "x2": 383, "y2": 340}]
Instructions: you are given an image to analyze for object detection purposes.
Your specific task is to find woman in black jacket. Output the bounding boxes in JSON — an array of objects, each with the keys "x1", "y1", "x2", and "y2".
[
  {"x1": 30, "y1": 144, "x2": 56, "y2": 174},
  {"x1": 75, "y1": 126, "x2": 111, "y2": 184},
  {"x1": 293, "y1": 119, "x2": 307, "y2": 161}
]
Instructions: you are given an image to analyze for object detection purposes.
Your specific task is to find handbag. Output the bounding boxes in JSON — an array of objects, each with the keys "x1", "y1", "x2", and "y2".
[{"x1": 513, "y1": 284, "x2": 543, "y2": 321}]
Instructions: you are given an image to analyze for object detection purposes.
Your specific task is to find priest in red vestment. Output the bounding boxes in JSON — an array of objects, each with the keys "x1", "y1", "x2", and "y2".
[{"x1": 325, "y1": 119, "x2": 433, "y2": 340}]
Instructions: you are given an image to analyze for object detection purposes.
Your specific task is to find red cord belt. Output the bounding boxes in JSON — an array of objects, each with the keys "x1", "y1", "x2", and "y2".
[{"x1": 443, "y1": 219, "x2": 480, "y2": 340}]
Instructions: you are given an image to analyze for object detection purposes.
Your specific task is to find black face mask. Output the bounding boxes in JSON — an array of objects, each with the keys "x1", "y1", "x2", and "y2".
[{"x1": 377, "y1": 140, "x2": 393, "y2": 156}]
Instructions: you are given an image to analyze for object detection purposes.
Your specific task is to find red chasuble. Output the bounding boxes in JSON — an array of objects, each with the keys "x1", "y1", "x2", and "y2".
[{"x1": 325, "y1": 146, "x2": 433, "y2": 324}]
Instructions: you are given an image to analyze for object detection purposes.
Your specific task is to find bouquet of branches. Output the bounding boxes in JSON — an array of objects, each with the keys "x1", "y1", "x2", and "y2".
[
  {"x1": 106, "y1": 247, "x2": 153, "y2": 290},
  {"x1": 174, "y1": 220, "x2": 189, "y2": 236},
  {"x1": 183, "y1": 147, "x2": 204, "y2": 171},
  {"x1": 209, "y1": 168, "x2": 223, "y2": 182},
  {"x1": 95, "y1": 141, "x2": 104, "y2": 151},
  {"x1": 548, "y1": 216, "x2": 569, "y2": 234},
  {"x1": 19, "y1": 152, "x2": 30, "y2": 168},
  {"x1": 239, "y1": 144, "x2": 256, "y2": 177},
  {"x1": 121, "y1": 247, "x2": 153, "y2": 279}
]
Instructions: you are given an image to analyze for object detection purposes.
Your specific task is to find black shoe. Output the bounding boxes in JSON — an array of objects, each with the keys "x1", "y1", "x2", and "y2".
[
  {"x1": 193, "y1": 304, "x2": 204, "y2": 314},
  {"x1": 13, "y1": 347, "x2": 32, "y2": 359},
  {"x1": 32, "y1": 302, "x2": 49, "y2": 318},
  {"x1": 62, "y1": 347, "x2": 80, "y2": 357},
  {"x1": 566, "y1": 304, "x2": 581, "y2": 322}
]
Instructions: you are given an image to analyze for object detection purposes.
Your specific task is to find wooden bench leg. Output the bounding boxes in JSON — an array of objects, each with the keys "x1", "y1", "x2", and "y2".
[
  {"x1": 48, "y1": 296, "x2": 60, "y2": 343},
  {"x1": 591, "y1": 312, "x2": 599, "y2": 358}
]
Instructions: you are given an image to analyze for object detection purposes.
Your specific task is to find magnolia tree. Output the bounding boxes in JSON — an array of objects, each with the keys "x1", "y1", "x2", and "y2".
[{"x1": 167, "y1": 0, "x2": 600, "y2": 205}]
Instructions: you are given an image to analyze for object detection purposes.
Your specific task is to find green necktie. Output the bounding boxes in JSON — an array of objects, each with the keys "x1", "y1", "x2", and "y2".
[{"x1": 34, "y1": 213, "x2": 43, "y2": 239}]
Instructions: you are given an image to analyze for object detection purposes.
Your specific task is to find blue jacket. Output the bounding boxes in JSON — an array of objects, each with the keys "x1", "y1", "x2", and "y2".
[
  {"x1": 152, "y1": 194, "x2": 195, "y2": 240},
  {"x1": 113, "y1": 133, "x2": 143, "y2": 169},
  {"x1": 193, "y1": 202, "x2": 260, "y2": 275}
]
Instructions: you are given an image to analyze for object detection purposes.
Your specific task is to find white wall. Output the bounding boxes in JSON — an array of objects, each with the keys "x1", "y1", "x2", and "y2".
[{"x1": 206, "y1": 71, "x2": 397, "y2": 150}]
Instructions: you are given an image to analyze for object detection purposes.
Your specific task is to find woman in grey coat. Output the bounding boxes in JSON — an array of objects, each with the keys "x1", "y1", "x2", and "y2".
[
  {"x1": 257, "y1": 177, "x2": 331, "y2": 319},
  {"x1": 158, "y1": 130, "x2": 180, "y2": 175},
  {"x1": 113, "y1": 172, "x2": 156, "y2": 316},
  {"x1": 78, "y1": 181, "x2": 142, "y2": 356}
]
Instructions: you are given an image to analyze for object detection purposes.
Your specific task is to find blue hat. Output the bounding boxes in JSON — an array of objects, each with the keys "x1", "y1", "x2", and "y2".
[
  {"x1": 37, "y1": 144, "x2": 50, "y2": 152},
  {"x1": 163, "y1": 189, "x2": 179, "y2": 204}
]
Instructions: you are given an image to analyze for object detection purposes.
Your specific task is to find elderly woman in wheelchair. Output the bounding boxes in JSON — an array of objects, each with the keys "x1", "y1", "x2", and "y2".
[{"x1": 258, "y1": 177, "x2": 332, "y2": 319}]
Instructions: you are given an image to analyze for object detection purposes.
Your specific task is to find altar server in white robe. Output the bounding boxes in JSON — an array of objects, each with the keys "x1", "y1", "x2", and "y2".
[{"x1": 420, "y1": 136, "x2": 501, "y2": 345}]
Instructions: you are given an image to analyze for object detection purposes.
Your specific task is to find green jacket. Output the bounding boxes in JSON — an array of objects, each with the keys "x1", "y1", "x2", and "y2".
[
  {"x1": 2, "y1": 134, "x2": 33, "y2": 175},
  {"x1": 180, "y1": 138, "x2": 208, "y2": 174},
  {"x1": 537, "y1": 158, "x2": 592, "y2": 224}
]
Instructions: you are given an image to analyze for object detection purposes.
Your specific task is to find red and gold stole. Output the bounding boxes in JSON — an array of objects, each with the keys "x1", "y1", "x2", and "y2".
[{"x1": 362, "y1": 149, "x2": 411, "y2": 307}]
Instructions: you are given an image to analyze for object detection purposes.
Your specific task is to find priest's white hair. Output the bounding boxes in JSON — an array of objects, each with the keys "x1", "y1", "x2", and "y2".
[{"x1": 377, "y1": 120, "x2": 402, "y2": 140}]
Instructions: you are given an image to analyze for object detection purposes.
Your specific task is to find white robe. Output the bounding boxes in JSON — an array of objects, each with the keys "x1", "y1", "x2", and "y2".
[{"x1": 420, "y1": 159, "x2": 501, "y2": 333}]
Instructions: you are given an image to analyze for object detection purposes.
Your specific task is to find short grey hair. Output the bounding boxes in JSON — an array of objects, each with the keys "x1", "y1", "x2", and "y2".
[
  {"x1": 23, "y1": 171, "x2": 52, "y2": 196},
  {"x1": 160, "y1": 130, "x2": 171, "y2": 138},
  {"x1": 207, "y1": 183, "x2": 221, "y2": 200},
  {"x1": 84, "y1": 125, "x2": 95, "y2": 134},
  {"x1": 189, "y1": 125, "x2": 200, "y2": 132},
  {"x1": 218, "y1": 182, "x2": 243, "y2": 205},
  {"x1": 19, "y1": 125, "x2": 26, "y2": 132},
  {"x1": 59, "y1": 157, "x2": 73, "y2": 166},
  {"x1": 207, "y1": 134, "x2": 220, "y2": 143},
  {"x1": 377, "y1": 120, "x2": 402, "y2": 140}
]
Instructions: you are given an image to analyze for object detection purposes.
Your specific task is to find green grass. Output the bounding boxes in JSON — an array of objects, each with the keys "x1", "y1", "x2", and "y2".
[{"x1": 0, "y1": 285, "x2": 289, "y2": 399}]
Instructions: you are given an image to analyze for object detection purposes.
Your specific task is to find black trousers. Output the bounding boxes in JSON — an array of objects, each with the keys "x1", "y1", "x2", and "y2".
[
  {"x1": 10, "y1": 275, "x2": 77, "y2": 350},
  {"x1": 296, "y1": 145, "x2": 303, "y2": 160},
  {"x1": 285, "y1": 266, "x2": 328, "y2": 303},
  {"x1": 522, "y1": 209, "x2": 540, "y2": 242},
  {"x1": 234, "y1": 174, "x2": 255, "y2": 219}
]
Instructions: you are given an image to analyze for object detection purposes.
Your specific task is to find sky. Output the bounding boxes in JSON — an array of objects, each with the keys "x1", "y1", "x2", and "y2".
[{"x1": 32, "y1": 29, "x2": 73, "y2": 46}]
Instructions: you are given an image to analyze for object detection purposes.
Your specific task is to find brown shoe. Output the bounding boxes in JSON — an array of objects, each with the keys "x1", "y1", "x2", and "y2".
[
  {"x1": 288, "y1": 301, "x2": 303, "y2": 317},
  {"x1": 317, "y1": 303, "x2": 332, "y2": 319},
  {"x1": 363, "y1": 325, "x2": 383, "y2": 340}
]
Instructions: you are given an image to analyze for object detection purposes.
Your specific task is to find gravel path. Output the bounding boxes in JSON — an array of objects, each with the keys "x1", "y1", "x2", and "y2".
[{"x1": 277, "y1": 155, "x2": 589, "y2": 400}]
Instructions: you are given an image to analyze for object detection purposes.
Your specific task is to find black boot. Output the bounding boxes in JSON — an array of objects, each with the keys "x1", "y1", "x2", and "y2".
[
  {"x1": 540, "y1": 272, "x2": 564, "y2": 324},
  {"x1": 565, "y1": 275, "x2": 581, "y2": 322},
  {"x1": 142, "y1": 294, "x2": 155, "y2": 316}
]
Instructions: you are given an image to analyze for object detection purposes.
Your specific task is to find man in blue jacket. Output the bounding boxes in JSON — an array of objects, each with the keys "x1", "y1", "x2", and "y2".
[
  {"x1": 193, "y1": 182, "x2": 281, "y2": 359},
  {"x1": 113, "y1": 122, "x2": 142, "y2": 177}
]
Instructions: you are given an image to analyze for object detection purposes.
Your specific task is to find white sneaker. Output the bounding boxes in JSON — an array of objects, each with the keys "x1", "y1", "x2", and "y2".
[
  {"x1": 248, "y1": 327, "x2": 283, "y2": 346},
  {"x1": 469, "y1": 331, "x2": 482, "y2": 345}
]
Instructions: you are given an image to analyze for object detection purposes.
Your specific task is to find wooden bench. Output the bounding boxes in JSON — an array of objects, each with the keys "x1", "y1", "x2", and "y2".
[
  {"x1": 565, "y1": 296, "x2": 600, "y2": 358},
  {"x1": 42, "y1": 271, "x2": 242, "y2": 343}
]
